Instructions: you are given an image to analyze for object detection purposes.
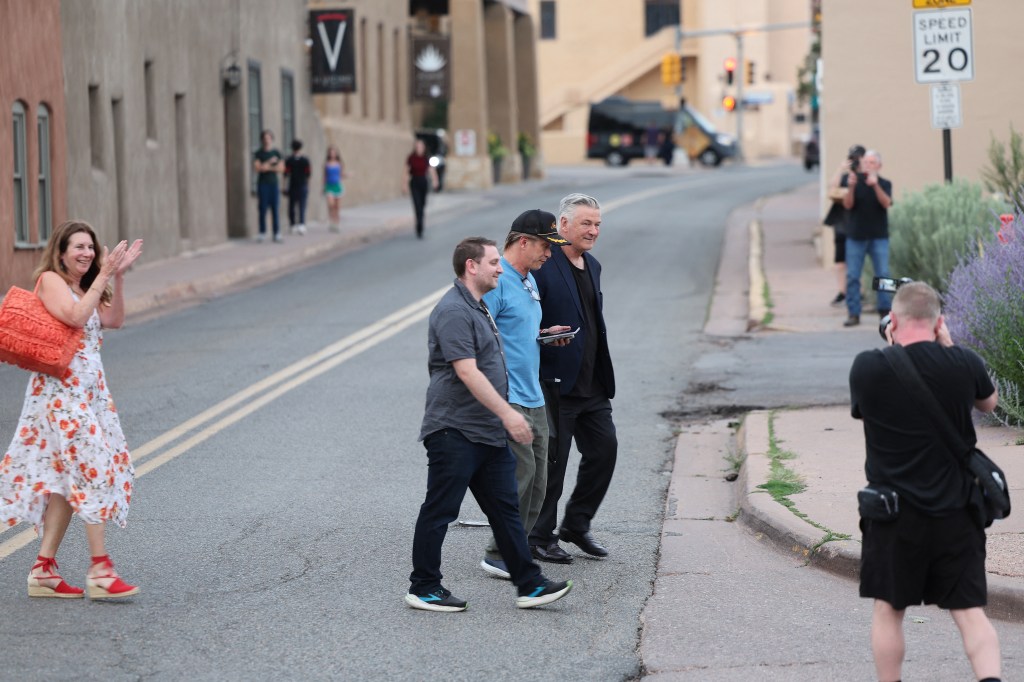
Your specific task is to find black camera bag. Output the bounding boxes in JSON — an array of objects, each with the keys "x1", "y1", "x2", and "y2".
[
  {"x1": 882, "y1": 345, "x2": 1011, "y2": 527},
  {"x1": 857, "y1": 485, "x2": 900, "y2": 521}
]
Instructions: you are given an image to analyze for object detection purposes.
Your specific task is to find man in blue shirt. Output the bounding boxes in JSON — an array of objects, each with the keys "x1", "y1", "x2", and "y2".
[{"x1": 479, "y1": 211, "x2": 573, "y2": 580}]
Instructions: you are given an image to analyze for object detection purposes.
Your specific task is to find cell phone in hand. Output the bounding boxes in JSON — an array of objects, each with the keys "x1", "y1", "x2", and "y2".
[{"x1": 537, "y1": 327, "x2": 579, "y2": 344}]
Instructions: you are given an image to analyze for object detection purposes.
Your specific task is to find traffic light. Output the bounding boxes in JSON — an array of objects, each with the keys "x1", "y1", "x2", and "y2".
[
  {"x1": 724, "y1": 57, "x2": 737, "y2": 85},
  {"x1": 745, "y1": 60, "x2": 755, "y2": 85},
  {"x1": 661, "y1": 53, "x2": 682, "y2": 86},
  {"x1": 722, "y1": 95, "x2": 737, "y2": 112}
]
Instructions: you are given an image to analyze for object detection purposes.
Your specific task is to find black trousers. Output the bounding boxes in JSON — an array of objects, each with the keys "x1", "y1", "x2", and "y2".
[
  {"x1": 529, "y1": 391, "x2": 618, "y2": 546},
  {"x1": 410, "y1": 429, "x2": 543, "y2": 596},
  {"x1": 409, "y1": 176, "x2": 428, "y2": 237}
]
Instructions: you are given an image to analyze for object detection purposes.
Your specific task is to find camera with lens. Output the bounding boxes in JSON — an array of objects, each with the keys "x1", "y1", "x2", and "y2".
[
  {"x1": 847, "y1": 144, "x2": 865, "y2": 174},
  {"x1": 873, "y1": 277, "x2": 914, "y2": 340}
]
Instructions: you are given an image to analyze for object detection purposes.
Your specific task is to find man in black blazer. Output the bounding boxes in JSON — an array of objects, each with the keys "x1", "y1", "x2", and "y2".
[{"x1": 529, "y1": 193, "x2": 617, "y2": 563}]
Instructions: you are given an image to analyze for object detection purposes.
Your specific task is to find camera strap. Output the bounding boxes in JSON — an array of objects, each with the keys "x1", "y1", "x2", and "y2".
[{"x1": 881, "y1": 345, "x2": 972, "y2": 466}]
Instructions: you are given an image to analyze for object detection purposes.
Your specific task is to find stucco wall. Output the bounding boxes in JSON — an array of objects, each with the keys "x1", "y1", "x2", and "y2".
[
  {"x1": 57, "y1": 0, "x2": 413, "y2": 261},
  {"x1": 821, "y1": 0, "x2": 1024, "y2": 201}
]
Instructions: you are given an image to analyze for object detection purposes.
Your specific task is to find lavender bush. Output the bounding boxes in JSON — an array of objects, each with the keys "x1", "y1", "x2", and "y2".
[{"x1": 945, "y1": 213, "x2": 1024, "y2": 425}]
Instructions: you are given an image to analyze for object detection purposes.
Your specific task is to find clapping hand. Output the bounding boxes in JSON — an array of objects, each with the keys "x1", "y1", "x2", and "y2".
[
  {"x1": 101, "y1": 240, "x2": 144, "y2": 278},
  {"x1": 117, "y1": 239, "x2": 144, "y2": 275}
]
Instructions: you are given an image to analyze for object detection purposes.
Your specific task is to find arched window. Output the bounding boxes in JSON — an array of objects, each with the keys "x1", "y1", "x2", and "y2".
[
  {"x1": 12, "y1": 101, "x2": 29, "y2": 244},
  {"x1": 37, "y1": 104, "x2": 53, "y2": 243}
]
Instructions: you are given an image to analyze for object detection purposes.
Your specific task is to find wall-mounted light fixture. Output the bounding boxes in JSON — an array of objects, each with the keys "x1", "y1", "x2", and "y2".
[{"x1": 221, "y1": 53, "x2": 242, "y2": 90}]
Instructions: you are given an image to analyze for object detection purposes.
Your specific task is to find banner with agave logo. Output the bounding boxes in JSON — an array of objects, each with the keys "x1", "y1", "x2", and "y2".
[
  {"x1": 410, "y1": 36, "x2": 450, "y2": 101},
  {"x1": 310, "y1": 9, "x2": 356, "y2": 94}
]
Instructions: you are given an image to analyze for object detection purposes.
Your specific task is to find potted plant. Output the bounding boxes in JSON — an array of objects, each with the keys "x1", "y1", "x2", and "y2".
[
  {"x1": 518, "y1": 132, "x2": 536, "y2": 180},
  {"x1": 488, "y1": 132, "x2": 508, "y2": 184}
]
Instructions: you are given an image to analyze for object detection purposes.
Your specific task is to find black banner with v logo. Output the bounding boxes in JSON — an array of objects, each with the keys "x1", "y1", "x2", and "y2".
[{"x1": 310, "y1": 9, "x2": 356, "y2": 94}]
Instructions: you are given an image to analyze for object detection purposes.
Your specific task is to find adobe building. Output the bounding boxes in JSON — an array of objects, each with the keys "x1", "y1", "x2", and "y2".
[
  {"x1": 408, "y1": 0, "x2": 543, "y2": 188},
  {"x1": 530, "y1": 0, "x2": 815, "y2": 164},
  {"x1": 2, "y1": 0, "x2": 541, "y2": 293}
]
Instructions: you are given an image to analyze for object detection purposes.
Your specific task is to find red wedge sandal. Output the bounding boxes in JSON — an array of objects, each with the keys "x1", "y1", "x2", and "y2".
[
  {"x1": 27, "y1": 555, "x2": 85, "y2": 599},
  {"x1": 86, "y1": 555, "x2": 140, "y2": 600}
]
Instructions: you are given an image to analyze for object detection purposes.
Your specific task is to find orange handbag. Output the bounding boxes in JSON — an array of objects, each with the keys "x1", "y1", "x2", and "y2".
[{"x1": 0, "y1": 280, "x2": 83, "y2": 378}]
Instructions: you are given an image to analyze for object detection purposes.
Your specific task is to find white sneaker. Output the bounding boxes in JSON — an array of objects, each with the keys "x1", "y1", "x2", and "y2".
[
  {"x1": 255, "y1": 234, "x2": 266, "y2": 243},
  {"x1": 273, "y1": 234, "x2": 284, "y2": 243},
  {"x1": 296, "y1": 224, "x2": 307, "y2": 235}
]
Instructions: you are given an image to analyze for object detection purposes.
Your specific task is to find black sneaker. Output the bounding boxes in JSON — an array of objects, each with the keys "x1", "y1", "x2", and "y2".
[
  {"x1": 843, "y1": 315, "x2": 860, "y2": 327},
  {"x1": 404, "y1": 587, "x2": 468, "y2": 612},
  {"x1": 829, "y1": 292, "x2": 845, "y2": 307},
  {"x1": 516, "y1": 579, "x2": 573, "y2": 609}
]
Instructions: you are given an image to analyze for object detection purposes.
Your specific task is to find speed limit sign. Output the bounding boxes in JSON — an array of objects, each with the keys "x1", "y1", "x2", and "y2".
[{"x1": 913, "y1": 8, "x2": 974, "y2": 83}]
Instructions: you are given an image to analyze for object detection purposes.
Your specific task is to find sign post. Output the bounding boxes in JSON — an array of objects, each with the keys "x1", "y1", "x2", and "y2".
[{"x1": 913, "y1": 1, "x2": 972, "y2": 182}]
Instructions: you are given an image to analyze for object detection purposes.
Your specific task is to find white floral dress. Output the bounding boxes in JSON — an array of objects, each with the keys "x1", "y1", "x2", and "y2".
[{"x1": 0, "y1": 295, "x2": 134, "y2": 530}]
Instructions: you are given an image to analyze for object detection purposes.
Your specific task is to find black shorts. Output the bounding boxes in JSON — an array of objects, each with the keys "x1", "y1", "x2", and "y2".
[
  {"x1": 833, "y1": 228, "x2": 846, "y2": 263},
  {"x1": 860, "y1": 503, "x2": 986, "y2": 610}
]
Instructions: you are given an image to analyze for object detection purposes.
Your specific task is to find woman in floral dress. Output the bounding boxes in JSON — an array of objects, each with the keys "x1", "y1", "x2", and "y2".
[{"x1": 0, "y1": 221, "x2": 143, "y2": 600}]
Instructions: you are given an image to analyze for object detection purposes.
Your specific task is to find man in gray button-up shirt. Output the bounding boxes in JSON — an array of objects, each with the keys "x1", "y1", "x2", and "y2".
[{"x1": 406, "y1": 237, "x2": 573, "y2": 613}]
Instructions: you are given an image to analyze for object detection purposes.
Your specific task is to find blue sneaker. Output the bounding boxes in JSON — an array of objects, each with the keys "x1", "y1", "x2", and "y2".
[
  {"x1": 480, "y1": 557, "x2": 511, "y2": 580},
  {"x1": 404, "y1": 587, "x2": 468, "y2": 612},
  {"x1": 516, "y1": 579, "x2": 573, "y2": 609}
]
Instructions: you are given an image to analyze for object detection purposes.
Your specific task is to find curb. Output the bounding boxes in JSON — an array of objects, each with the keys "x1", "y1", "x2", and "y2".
[
  {"x1": 736, "y1": 410, "x2": 1024, "y2": 622},
  {"x1": 735, "y1": 411, "x2": 861, "y2": 580}
]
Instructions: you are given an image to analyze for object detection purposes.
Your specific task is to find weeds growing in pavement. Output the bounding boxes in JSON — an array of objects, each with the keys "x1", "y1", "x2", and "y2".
[
  {"x1": 755, "y1": 411, "x2": 851, "y2": 555},
  {"x1": 761, "y1": 280, "x2": 775, "y2": 327}
]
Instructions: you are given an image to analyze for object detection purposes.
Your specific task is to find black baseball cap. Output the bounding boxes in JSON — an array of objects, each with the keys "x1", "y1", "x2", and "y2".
[{"x1": 509, "y1": 209, "x2": 570, "y2": 246}]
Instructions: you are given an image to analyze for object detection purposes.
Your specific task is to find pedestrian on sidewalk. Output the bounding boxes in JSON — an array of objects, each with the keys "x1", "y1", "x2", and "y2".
[
  {"x1": 406, "y1": 237, "x2": 573, "y2": 612},
  {"x1": 0, "y1": 221, "x2": 143, "y2": 601},
  {"x1": 824, "y1": 144, "x2": 865, "y2": 308},
  {"x1": 478, "y1": 211, "x2": 574, "y2": 581},
  {"x1": 404, "y1": 138, "x2": 438, "y2": 239},
  {"x1": 253, "y1": 129, "x2": 284, "y2": 243},
  {"x1": 850, "y1": 282, "x2": 1001, "y2": 682},
  {"x1": 529, "y1": 193, "x2": 618, "y2": 564},
  {"x1": 841, "y1": 149, "x2": 892, "y2": 327},
  {"x1": 283, "y1": 139, "x2": 311, "y2": 236},
  {"x1": 323, "y1": 145, "x2": 346, "y2": 234}
]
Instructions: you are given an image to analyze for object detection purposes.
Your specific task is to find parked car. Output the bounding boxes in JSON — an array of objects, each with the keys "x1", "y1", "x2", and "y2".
[
  {"x1": 586, "y1": 96, "x2": 737, "y2": 167},
  {"x1": 415, "y1": 129, "x2": 447, "y2": 191}
]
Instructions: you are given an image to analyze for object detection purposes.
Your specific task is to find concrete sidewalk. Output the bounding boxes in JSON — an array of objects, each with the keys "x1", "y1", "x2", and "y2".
[{"x1": 730, "y1": 182, "x2": 1024, "y2": 621}]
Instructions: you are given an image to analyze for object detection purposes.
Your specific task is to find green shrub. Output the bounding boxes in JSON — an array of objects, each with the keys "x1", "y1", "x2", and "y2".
[
  {"x1": 888, "y1": 180, "x2": 1005, "y2": 289},
  {"x1": 980, "y1": 125, "x2": 1024, "y2": 205}
]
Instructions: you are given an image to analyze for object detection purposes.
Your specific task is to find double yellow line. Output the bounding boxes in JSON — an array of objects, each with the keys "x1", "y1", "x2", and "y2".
[{"x1": 0, "y1": 286, "x2": 448, "y2": 561}]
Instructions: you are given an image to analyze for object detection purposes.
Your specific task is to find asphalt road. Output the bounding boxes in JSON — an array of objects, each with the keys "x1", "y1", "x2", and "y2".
[{"x1": 0, "y1": 162, "x2": 908, "y2": 681}]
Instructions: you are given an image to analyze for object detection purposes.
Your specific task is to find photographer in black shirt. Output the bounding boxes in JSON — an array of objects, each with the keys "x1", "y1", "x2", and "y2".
[{"x1": 849, "y1": 282, "x2": 1001, "y2": 682}]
